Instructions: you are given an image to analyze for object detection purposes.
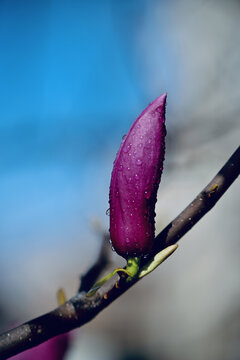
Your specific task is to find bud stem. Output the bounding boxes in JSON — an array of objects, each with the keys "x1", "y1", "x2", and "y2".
[
  {"x1": 86, "y1": 257, "x2": 141, "y2": 297},
  {"x1": 125, "y1": 257, "x2": 141, "y2": 281}
]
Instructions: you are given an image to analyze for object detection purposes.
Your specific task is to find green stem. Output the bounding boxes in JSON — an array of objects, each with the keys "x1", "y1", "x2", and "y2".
[
  {"x1": 125, "y1": 257, "x2": 141, "y2": 281},
  {"x1": 86, "y1": 257, "x2": 141, "y2": 297}
]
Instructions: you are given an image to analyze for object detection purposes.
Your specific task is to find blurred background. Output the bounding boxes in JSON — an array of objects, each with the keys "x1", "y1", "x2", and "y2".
[{"x1": 0, "y1": 0, "x2": 240, "y2": 359}]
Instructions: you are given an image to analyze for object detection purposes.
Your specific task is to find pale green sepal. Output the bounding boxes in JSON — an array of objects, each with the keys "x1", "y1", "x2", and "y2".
[
  {"x1": 138, "y1": 244, "x2": 178, "y2": 279},
  {"x1": 125, "y1": 257, "x2": 141, "y2": 282}
]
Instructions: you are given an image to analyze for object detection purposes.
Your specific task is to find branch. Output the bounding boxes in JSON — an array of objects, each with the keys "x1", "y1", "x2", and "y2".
[
  {"x1": 154, "y1": 145, "x2": 240, "y2": 252},
  {"x1": 79, "y1": 227, "x2": 111, "y2": 292},
  {"x1": 0, "y1": 146, "x2": 239, "y2": 359}
]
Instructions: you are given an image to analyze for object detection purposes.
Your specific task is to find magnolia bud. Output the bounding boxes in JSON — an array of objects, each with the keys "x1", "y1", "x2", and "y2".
[
  {"x1": 10, "y1": 333, "x2": 70, "y2": 360},
  {"x1": 109, "y1": 93, "x2": 167, "y2": 258}
]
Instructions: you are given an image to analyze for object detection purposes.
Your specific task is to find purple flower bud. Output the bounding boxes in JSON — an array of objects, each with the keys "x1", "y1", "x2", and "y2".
[
  {"x1": 109, "y1": 93, "x2": 167, "y2": 259},
  {"x1": 10, "y1": 333, "x2": 70, "y2": 360}
]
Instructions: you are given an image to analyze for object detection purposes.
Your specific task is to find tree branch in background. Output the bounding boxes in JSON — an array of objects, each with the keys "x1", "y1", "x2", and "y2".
[
  {"x1": 79, "y1": 221, "x2": 111, "y2": 292},
  {"x1": 0, "y1": 146, "x2": 239, "y2": 359}
]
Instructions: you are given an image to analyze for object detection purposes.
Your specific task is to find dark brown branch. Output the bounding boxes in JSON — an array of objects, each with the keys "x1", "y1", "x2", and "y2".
[
  {"x1": 153, "y1": 145, "x2": 240, "y2": 253},
  {"x1": 79, "y1": 230, "x2": 111, "y2": 292},
  {"x1": 0, "y1": 146, "x2": 239, "y2": 359}
]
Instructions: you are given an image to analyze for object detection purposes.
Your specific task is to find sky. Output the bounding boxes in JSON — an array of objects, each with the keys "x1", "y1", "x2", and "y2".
[{"x1": 0, "y1": 0, "x2": 172, "y2": 262}]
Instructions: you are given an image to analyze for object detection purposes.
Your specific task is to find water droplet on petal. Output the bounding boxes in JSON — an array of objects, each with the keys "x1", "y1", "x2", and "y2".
[
  {"x1": 106, "y1": 208, "x2": 110, "y2": 216},
  {"x1": 134, "y1": 173, "x2": 139, "y2": 180},
  {"x1": 118, "y1": 164, "x2": 123, "y2": 171},
  {"x1": 123, "y1": 144, "x2": 132, "y2": 153},
  {"x1": 138, "y1": 143, "x2": 143, "y2": 149},
  {"x1": 136, "y1": 159, "x2": 142, "y2": 166},
  {"x1": 144, "y1": 190, "x2": 151, "y2": 199}
]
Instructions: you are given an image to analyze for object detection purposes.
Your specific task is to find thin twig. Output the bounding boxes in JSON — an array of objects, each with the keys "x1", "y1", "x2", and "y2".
[
  {"x1": 79, "y1": 229, "x2": 111, "y2": 292},
  {"x1": 0, "y1": 146, "x2": 239, "y2": 359}
]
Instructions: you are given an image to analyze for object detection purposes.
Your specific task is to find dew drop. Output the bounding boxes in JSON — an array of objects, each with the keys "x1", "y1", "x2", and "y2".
[
  {"x1": 188, "y1": 217, "x2": 192, "y2": 221},
  {"x1": 111, "y1": 246, "x2": 115, "y2": 252},
  {"x1": 134, "y1": 173, "x2": 139, "y2": 180},
  {"x1": 106, "y1": 208, "x2": 110, "y2": 216},
  {"x1": 116, "y1": 191, "x2": 119, "y2": 197},
  {"x1": 144, "y1": 190, "x2": 151, "y2": 199},
  {"x1": 123, "y1": 144, "x2": 132, "y2": 153},
  {"x1": 136, "y1": 159, "x2": 142, "y2": 166},
  {"x1": 118, "y1": 164, "x2": 123, "y2": 171},
  {"x1": 109, "y1": 239, "x2": 112, "y2": 245},
  {"x1": 138, "y1": 143, "x2": 143, "y2": 149}
]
